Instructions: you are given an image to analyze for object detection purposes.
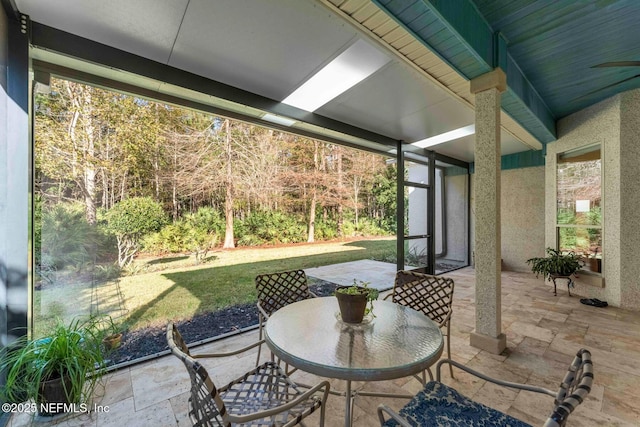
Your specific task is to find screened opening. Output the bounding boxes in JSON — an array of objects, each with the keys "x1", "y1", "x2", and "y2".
[{"x1": 33, "y1": 77, "x2": 398, "y2": 366}]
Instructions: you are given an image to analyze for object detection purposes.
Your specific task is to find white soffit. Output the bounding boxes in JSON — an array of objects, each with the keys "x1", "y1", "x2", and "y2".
[{"x1": 17, "y1": 0, "x2": 188, "y2": 64}]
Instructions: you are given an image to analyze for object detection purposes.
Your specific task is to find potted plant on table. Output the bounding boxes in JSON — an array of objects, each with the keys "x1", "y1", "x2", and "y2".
[
  {"x1": 335, "y1": 280, "x2": 379, "y2": 323},
  {"x1": 0, "y1": 316, "x2": 107, "y2": 417},
  {"x1": 526, "y1": 247, "x2": 583, "y2": 280}
]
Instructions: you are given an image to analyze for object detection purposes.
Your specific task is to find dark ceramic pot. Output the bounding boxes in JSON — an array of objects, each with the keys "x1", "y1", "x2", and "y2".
[
  {"x1": 38, "y1": 374, "x2": 75, "y2": 416},
  {"x1": 335, "y1": 286, "x2": 368, "y2": 323}
]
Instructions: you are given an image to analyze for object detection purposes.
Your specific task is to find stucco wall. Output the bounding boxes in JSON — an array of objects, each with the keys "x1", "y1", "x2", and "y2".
[
  {"x1": 470, "y1": 165, "x2": 545, "y2": 272},
  {"x1": 443, "y1": 173, "x2": 468, "y2": 263},
  {"x1": 501, "y1": 167, "x2": 545, "y2": 271},
  {"x1": 618, "y1": 90, "x2": 640, "y2": 310},
  {"x1": 546, "y1": 89, "x2": 640, "y2": 309}
]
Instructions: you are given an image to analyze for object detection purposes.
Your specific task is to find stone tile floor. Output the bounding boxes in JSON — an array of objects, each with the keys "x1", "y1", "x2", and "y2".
[{"x1": 9, "y1": 267, "x2": 640, "y2": 426}]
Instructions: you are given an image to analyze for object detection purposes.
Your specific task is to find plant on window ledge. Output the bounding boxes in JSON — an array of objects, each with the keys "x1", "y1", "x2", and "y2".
[
  {"x1": 526, "y1": 247, "x2": 583, "y2": 280},
  {"x1": 589, "y1": 247, "x2": 602, "y2": 273}
]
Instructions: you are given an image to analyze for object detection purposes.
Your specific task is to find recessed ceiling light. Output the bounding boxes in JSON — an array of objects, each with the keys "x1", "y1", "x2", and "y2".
[
  {"x1": 262, "y1": 113, "x2": 297, "y2": 127},
  {"x1": 411, "y1": 124, "x2": 475, "y2": 148},
  {"x1": 282, "y1": 39, "x2": 390, "y2": 112}
]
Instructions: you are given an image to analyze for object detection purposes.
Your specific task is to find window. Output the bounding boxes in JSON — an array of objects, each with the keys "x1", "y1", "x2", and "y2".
[{"x1": 556, "y1": 145, "x2": 602, "y2": 273}]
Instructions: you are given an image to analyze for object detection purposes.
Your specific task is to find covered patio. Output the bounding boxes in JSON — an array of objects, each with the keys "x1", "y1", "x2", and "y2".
[
  {"x1": 8, "y1": 266, "x2": 640, "y2": 426},
  {"x1": 3, "y1": 0, "x2": 640, "y2": 426}
]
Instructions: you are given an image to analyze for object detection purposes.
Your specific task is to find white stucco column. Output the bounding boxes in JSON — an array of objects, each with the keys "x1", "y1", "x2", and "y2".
[{"x1": 469, "y1": 68, "x2": 507, "y2": 354}]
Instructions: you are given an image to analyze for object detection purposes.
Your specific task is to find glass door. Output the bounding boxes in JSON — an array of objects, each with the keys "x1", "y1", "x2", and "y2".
[
  {"x1": 434, "y1": 157, "x2": 470, "y2": 274},
  {"x1": 397, "y1": 148, "x2": 470, "y2": 275},
  {"x1": 397, "y1": 150, "x2": 434, "y2": 273}
]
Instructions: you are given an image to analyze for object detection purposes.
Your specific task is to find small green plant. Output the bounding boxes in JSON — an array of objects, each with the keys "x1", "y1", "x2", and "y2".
[
  {"x1": 0, "y1": 316, "x2": 107, "y2": 414},
  {"x1": 526, "y1": 247, "x2": 583, "y2": 280},
  {"x1": 106, "y1": 197, "x2": 168, "y2": 268},
  {"x1": 336, "y1": 279, "x2": 379, "y2": 316}
]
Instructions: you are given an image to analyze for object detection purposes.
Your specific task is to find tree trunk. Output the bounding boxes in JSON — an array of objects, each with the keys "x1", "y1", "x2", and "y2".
[
  {"x1": 223, "y1": 120, "x2": 235, "y2": 248},
  {"x1": 354, "y1": 180, "x2": 359, "y2": 229},
  {"x1": 172, "y1": 139, "x2": 178, "y2": 221},
  {"x1": 308, "y1": 190, "x2": 316, "y2": 243},
  {"x1": 336, "y1": 146, "x2": 344, "y2": 237},
  {"x1": 66, "y1": 83, "x2": 97, "y2": 225}
]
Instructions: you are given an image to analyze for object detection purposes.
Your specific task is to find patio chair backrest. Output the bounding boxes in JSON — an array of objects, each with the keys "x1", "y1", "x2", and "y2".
[
  {"x1": 545, "y1": 348, "x2": 593, "y2": 427},
  {"x1": 166, "y1": 322, "x2": 228, "y2": 427},
  {"x1": 392, "y1": 270, "x2": 454, "y2": 327},
  {"x1": 255, "y1": 269, "x2": 311, "y2": 317}
]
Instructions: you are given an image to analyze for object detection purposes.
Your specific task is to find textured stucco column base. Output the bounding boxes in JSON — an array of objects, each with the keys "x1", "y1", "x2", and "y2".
[{"x1": 470, "y1": 331, "x2": 507, "y2": 354}]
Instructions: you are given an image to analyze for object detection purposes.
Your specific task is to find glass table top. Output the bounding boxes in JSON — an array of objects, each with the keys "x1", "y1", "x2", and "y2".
[{"x1": 264, "y1": 297, "x2": 444, "y2": 381}]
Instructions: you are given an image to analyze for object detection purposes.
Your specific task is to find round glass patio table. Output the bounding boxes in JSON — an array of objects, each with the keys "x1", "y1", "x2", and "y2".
[{"x1": 264, "y1": 297, "x2": 444, "y2": 427}]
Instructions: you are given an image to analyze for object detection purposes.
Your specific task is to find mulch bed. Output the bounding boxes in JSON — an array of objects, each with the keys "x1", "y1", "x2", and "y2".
[{"x1": 107, "y1": 279, "x2": 338, "y2": 366}]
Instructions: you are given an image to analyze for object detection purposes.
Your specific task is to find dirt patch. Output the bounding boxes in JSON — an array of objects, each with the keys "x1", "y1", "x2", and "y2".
[{"x1": 107, "y1": 279, "x2": 338, "y2": 366}]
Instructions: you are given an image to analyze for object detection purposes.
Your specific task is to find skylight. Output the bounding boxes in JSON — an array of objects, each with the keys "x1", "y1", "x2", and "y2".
[
  {"x1": 262, "y1": 113, "x2": 297, "y2": 127},
  {"x1": 411, "y1": 124, "x2": 475, "y2": 148},
  {"x1": 282, "y1": 39, "x2": 390, "y2": 112}
]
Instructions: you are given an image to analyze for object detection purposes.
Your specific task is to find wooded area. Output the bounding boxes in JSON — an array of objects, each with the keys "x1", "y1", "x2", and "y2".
[{"x1": 34, "y1": 79, "x2": 398, "y2": 269}]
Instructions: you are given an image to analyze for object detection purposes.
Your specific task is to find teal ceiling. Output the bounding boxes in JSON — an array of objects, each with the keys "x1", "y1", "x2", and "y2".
[
  {"x1": 375, "y1": 0, "x2": 640, "y2": 145},
  {"x1": 474, "y1": 0, "x2": 640, "y2": 118}
]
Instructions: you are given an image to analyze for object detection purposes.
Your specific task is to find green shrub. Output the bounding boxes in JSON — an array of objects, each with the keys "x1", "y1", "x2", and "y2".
[
  {"x1": 156, "y1": 223, "x2": 187, "y2": 253},
  {"x1": 371, "y1": 164, "x2": 398, "y2": 233},
  {"x1": 183, "y1": 209, "x2": 221, "y2": 262},
  {"x1": 39, "y1": 202, "x2": 110, "y2": 270},
  {"x1": 236, "y1": 234, "x2": 264, "y2": 246},
  {"x1": 315, "y1": 217, "x2": 337, "y2": 240},
  {"x1": 106, "y1": 197, "x2": 168, "y2": 267},
  {"x1": 142, "y1": 207, "x2": 223, "y2": 257},
  {"x1": 186, "y1": 206, "x2": 225, "y2": 235},
  {"x1": 237, "y1": 210, "x2": 305, "y2": 245}
]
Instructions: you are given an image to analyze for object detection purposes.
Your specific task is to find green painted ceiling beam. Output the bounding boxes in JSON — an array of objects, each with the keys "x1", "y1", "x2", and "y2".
[
  {"x1": 374, "y1": 0, "x2": 556, "y2": 144},
  {"x1": 469, "y1": 150, "x2": 546, "y2": 174}
]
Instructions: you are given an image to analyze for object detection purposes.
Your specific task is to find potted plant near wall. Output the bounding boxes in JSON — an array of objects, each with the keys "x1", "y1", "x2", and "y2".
[
  {"x1": 0, "y1": 316, "x2": 107, "y2": 417},
  {"x1": 335, "y1": 280, "x2": 379, "y2": 323},
  {"x1": 97, "y1": 315, "x2": 124, "y2": 351},
  {"x1": 588, "y1": 247, "x2": 602, "y2": 273},
  {"x1": 526, "y1": 247, "x2": 583, "y2": 280}
]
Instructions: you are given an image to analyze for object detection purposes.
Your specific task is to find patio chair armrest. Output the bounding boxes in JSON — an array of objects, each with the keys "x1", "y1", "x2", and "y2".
[
  {"x1": 192, "y1": 339, "x2": 266, "y2": 359},
  {"x1": 227, "y1": 380, "x2": 331, "y2": 424},
  {"x1": 435, "y1": 359, "x2": 556, "y2": 397},
  {"x1": 377, "y1": 404, "x2": 412, "y2": 427},
  {"x1": 436, "y1": 309, "x2": 452, "y2": 329},
  {"x1": 256, "y1": 301, "x2": 271, "y2": 320}
]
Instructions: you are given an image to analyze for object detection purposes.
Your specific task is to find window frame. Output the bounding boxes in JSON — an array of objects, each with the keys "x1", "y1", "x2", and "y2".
[{"x1": 555, "y1": 144, "x2": 603, "y2": 275}]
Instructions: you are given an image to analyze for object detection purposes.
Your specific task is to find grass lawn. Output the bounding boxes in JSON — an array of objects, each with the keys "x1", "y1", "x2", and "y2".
[{"x1": 34, "y1": 237, "x2": 396, "y2": 334}]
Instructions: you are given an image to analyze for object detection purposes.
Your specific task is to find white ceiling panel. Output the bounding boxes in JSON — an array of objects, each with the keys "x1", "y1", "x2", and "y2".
[
  {"x1": 17, "y1": 0, "x2": 188, "y2": 64},
  {"x1": 169, "y1": 0, "x2": 358, "y2": 101},
  {"x1": 20, "y1": 0, "x2": 537, "y2": 162},
  {"x1": 399, "y1": 99, "x2": 475, "y2": 143},
  {"x1": 433, "y1": 130, "x2": 532, "y2": 163},
  {"x1": 316, "y1": 61, "x2": 459, "y2": 140}
]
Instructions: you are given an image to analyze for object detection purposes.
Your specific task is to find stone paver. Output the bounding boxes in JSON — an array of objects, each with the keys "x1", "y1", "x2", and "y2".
[{"x1": 11, "y1": 265, "x2": 640, "y2": 427}]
